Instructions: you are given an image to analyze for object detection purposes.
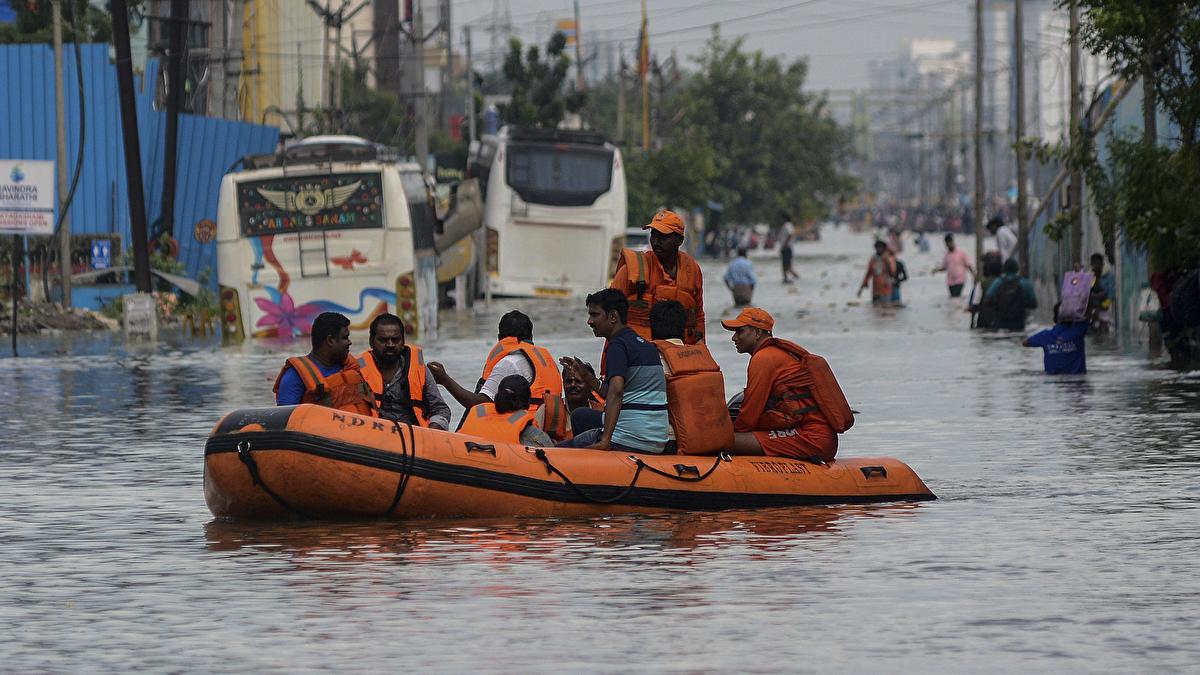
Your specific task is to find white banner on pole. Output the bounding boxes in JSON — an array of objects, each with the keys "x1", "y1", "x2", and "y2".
[{"x1": 0, "y1": 159, "x2": 55, "y2": 236}]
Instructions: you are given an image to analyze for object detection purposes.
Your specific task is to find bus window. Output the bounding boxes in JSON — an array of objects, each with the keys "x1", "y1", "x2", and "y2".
[{"x1": 505, "y1": 145, "x2": 614, "y2": 207}]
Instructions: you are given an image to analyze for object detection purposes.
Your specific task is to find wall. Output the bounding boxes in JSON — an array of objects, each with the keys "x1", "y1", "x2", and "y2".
[{"x1": 0, "y1": 43, "x2": 279, "y2": 289}]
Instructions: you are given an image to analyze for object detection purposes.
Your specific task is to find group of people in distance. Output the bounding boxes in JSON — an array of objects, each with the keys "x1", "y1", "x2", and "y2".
[{"x1": 275, "y1": 209, "x2": 854, "y2": 463}]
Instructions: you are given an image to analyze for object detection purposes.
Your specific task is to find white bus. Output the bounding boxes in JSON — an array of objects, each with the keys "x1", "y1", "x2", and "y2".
[
  {"x1": 215, "y1": 136, "x2": 438, "y2": 341},
  {"x1": 469, "y1": 126, "x2": 627, "y2": 298}
]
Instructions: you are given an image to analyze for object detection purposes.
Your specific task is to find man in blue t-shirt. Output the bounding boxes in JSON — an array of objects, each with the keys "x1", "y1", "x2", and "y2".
[
  {"x1": 1023, "y1": 307, "x2": 1088, "y2": 374},
  {"x1": 558, "y1": 288, "x2": 669, "y2": 453}
]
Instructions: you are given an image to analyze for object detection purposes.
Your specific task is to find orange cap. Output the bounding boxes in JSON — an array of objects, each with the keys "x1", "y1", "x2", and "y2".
[
  {"x1": 721, "y1": 307, "x2": 775, "y2": 332},
  {"x1": 644, "y1": 210, "x2": 685, "y2": 235}
]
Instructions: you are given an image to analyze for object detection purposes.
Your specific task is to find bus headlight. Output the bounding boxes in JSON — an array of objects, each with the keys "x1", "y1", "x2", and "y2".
[
  {"x1": 396, "y1": 272, "x2": 419, "y2": 336},
  {"x1": 219, "y1": 285, "x2": 245, "y2": 343},
  {"x1": 486, "y1": 227, "x2": 499, "y2": 275}
]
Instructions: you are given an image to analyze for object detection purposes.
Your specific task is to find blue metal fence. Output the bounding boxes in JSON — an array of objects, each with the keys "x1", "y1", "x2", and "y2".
[{"x1": 0, "y1": 44, "x2": 279, "y2": 287}]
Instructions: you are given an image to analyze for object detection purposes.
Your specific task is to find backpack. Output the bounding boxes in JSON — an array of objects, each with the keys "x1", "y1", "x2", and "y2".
[
  {"x1": 992, "y1": 278, "x2": 1027, "y2": 329},
  {"x1": 768, "y1": 338, "x2": 855, "y2": 433},
  {"x1": 1059, "y1": 271, "x2": 1094, "y2": 323}
]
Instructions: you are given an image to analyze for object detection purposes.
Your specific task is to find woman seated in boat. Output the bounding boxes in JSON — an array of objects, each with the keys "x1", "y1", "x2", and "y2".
[{"x1": 459, "y1": 375, "x2": 554, "y2": 447}]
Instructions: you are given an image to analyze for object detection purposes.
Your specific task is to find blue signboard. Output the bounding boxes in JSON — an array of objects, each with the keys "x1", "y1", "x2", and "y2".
[{"x1": 90, "y1": 239, "x2": 111, "y2": 270}]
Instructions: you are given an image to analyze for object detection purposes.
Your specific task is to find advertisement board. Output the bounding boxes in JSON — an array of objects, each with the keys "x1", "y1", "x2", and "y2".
[
  {"x1": 0, "y1": 160, "x2": 55, "y2": 235},
  {"x1": 236, "y1": 171, "x2": 383, "y2": 237}
]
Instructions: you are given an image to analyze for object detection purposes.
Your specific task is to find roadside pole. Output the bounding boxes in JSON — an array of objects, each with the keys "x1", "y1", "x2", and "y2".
[
  {"x1": 1068, "y1": 0, "x2": 1083, "y2": 265},
  {"x1": 465, "y1": 27, "x2": 476, "y2": 144},
  {"x1": 1015, "y1": 0, "x2": 1029, "y2": 274},
  {"x1": 112, "y1": 0, "x2": 152, "y2": 294},
  {"x1": 973, "y1": 0, "x2": 985, "y2": 275},
  {"x1": 10, "y1": 235, "x2": 18, "y2": 356},
  {"x1": 52, "y1": 0, "x2": 71, "y2": 307}
]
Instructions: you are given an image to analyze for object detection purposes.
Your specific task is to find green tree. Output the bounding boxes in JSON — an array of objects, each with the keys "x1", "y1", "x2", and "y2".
[
  {"x1": 681, "y1": 32, "x2": 856, "y2": 225},
  {"x1": 500, "y1": 32, "x2": 585, "y2": 129},
  {"x1": 0, "y1": 0, "x2": 140, "y2": 44},
  {"x1": 1039, "y1": 1, "x2": 1200, "y2": 271}
]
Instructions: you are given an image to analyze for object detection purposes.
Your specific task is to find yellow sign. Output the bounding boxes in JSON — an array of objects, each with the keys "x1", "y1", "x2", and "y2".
[{"x1": 534, "y1": 286, "x2": 571, "y2": 297}]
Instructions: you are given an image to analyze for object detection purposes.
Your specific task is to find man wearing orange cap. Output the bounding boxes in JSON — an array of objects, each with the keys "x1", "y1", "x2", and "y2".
[
  {"x1": 611, "y1": 210, "x2": 705, "y2": 344},
  {"x1": 722, "y1": 308, "x2": 855, "y2": 463}
]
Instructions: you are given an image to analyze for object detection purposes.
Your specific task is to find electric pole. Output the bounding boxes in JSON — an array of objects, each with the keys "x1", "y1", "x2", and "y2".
[
  {"x1": 573, "y1": 0, "x2": 584, "y2": 92},
  {"x1": 160, "y1": 0, "x2": 188, "y2": 268},
  {"x1": 1069, "y1": 0, "x2": 1083, "y2": 264},
  {"x1": 112, "y1": 0, "x2": 152, "y2": 293},
  {"x1": 465, "y1": 26, "x2": 476, "y2": 144},
  {"x1": 974, "y1": 0, "x2": 985, "y2": 272},
  {"x1": 415, "y1": 0, "x2": 428, "y2": 169},
  {"x1": 1014, "y1": 0, "x2": 1029, "y2": 273},
  {"x1": 52, "y1": 0, "x2": 71, "y2": 306}
]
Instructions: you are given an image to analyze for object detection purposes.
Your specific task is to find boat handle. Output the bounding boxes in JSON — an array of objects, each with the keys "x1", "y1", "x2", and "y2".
[
  {"x1": 673, "y1": 464, "x2": 701, "y2": 477},
  {"x1": 465, "y1": 442, "x2": 497, "y2": 456},
  {"x1": 860, "y1": 465, "x2": 888, "y2": 479}
]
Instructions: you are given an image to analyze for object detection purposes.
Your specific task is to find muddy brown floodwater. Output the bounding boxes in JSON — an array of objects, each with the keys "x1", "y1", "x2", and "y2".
[{"x1": 2, "y1": 228, "x2": 1198, "y2": 671}]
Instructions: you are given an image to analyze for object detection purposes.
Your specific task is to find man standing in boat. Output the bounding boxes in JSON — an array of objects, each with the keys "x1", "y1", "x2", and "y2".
[
  {"x1": 722, "y1": 308, "x2": 854, "y2": 463},
  {"x1": 356, "y1": 313, "x2": 451, "y2": 430},
  {"x1": 428, "y1": 310, "x2": 568, "y2": 439},
  {"x1": 274, "y1": 312, "x2": 375, "y2": 415},
  {"x1": 611, "y1": 209, "x2": 706, "y2": 344},
  {"x1": 558, "y1": 288, "x2": 669, "y2": 453}
]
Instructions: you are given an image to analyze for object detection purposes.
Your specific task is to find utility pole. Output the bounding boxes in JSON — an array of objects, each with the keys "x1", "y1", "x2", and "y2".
[
  {"x1": 1068, "y1": 0, "x2": 1083, "y2": 264},
  {"x1": 160, "y1": 0, "x2": 188, "y2": 265},
  {"x1": 616, "y1": 51, "x2": 626, "y2": 147},
  {"x1": 465, "y1": 26, "x2": 476, "y2": 144},
  {"x1": 321, "y1": 5, "x2": 331, "y2": 128},
  {"x1": 573, "y1": 0, "x2": 584, "y2": 92},
  {"x1": 1014, "y1": 0, "x2": 1029, "y2": 273},
  {"x1": 414, "y1": 0, "x2": 428, "y2": 169},
  {"x1": 52, "y1": 0, "x2": 71, "y2": 306},
  {"x1": 974, "y1": 0, "x2": 985, "y2": 272},
  {"x1": 112, "y1": 0, "x2": 152, "y2": 293}
]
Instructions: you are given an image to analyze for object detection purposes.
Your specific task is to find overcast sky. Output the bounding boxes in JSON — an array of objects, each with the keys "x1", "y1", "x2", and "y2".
[{"x1": 454, "y1": 0, "x2": 972, "y2": 91}]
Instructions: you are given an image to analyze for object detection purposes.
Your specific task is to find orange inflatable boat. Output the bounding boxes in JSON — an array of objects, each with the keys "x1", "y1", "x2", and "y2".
[{"x1": 204, "y1": 404, "x2": 936, "y2": 520}]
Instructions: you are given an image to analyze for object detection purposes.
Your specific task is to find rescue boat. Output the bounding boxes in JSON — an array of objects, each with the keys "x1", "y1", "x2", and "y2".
[{"x1": 204, "y1": 404, "x2": 936, "y2": 520}]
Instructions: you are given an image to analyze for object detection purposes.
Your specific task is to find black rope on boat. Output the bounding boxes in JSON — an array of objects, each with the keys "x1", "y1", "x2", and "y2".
[
  {"x1": 632, "y1": 453, "x2": 731, "y2": 482},
  {"x1": 532, "y1": 448, "x2": 646, "y2": 504},
  {"x1": 382, "y1": 417, "x2": 416, "y2": 517},
  {"x1": 236, "y1": 440, "x2": 312, "y2": 520}
]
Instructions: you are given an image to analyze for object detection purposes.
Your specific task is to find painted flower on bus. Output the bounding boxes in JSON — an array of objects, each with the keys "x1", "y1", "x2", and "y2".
[{"x1": 254, "y1": 291, "x2": 323, "y2": 337}]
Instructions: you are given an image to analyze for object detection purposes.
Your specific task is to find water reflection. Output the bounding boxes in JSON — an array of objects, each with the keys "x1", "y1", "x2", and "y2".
[{"x1": 205, "y1": 503, "x2": 924, "y2": 564}]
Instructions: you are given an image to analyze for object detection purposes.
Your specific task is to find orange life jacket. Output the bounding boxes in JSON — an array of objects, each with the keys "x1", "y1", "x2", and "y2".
[
  {"x1": 273, "y1": 354, "x2": 376, "y2": 416},
  {"x1": 356, "y1": 346, "x2": 429, "y2": 427},
  {"x1": 654, "y1": 340, "x2": 735, "y2": 454},
  {"x1": 761, "y1": 338, "x2": 855, "y2": 433},
  {"x1": 478, "y1": 336, "x2": 564, "y2": 413},
  {"x1": 616, "y1": 248, "x2": 704, "y2": 344},
  {"x1": 459, "y1": 402, "x2": 535, "y2": 445},
  {"x1": 537, "y1": 395, "x2": 572, "y2": 442}
]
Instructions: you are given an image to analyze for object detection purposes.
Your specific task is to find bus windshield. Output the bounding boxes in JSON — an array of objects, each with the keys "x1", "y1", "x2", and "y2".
[{"x1": 505, "y1": 144, "x2": 614, "y2": 207}]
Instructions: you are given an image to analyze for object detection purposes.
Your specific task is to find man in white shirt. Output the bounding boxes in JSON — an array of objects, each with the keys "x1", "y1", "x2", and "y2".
[
  {"x1": 987, "y1": 217, "x2": 1018, "y2": 263},
  {"x1": 428, "y1": 310, "x2": 551, "y2": 414}
]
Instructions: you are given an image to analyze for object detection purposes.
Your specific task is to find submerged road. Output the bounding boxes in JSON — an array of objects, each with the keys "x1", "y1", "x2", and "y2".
[{"x1": 2, "y1": 227, "x2": 1198, "y2": 670}]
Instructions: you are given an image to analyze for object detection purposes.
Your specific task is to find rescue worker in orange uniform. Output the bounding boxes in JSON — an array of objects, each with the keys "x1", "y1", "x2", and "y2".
[
  {"x1": 611, "y1": 210, "x2": 706, "y2": 344},
  {"x1": 428, "y1": 310, "x2": 569, "y2": 440},
  {"x1": 722, "y1": 308, "x2": 854, "y2": 462},
  {"x1": 274, "y1": 311, "x2": 375, "y2": 415},
  {"x1": 459, "y1": 375, "x2": 554, "y2": 447},
  {"x1": 355, "y1": 313, "x2": 450, "y2": 429},
  {"x1": 649, "y1": 300, "x2": 733, "y2": 455}
]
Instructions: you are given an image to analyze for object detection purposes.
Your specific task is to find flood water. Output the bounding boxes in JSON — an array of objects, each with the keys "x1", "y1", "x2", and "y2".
[{"x1": 3, "y1": 228, "x2": 1198, "y2": 671}]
